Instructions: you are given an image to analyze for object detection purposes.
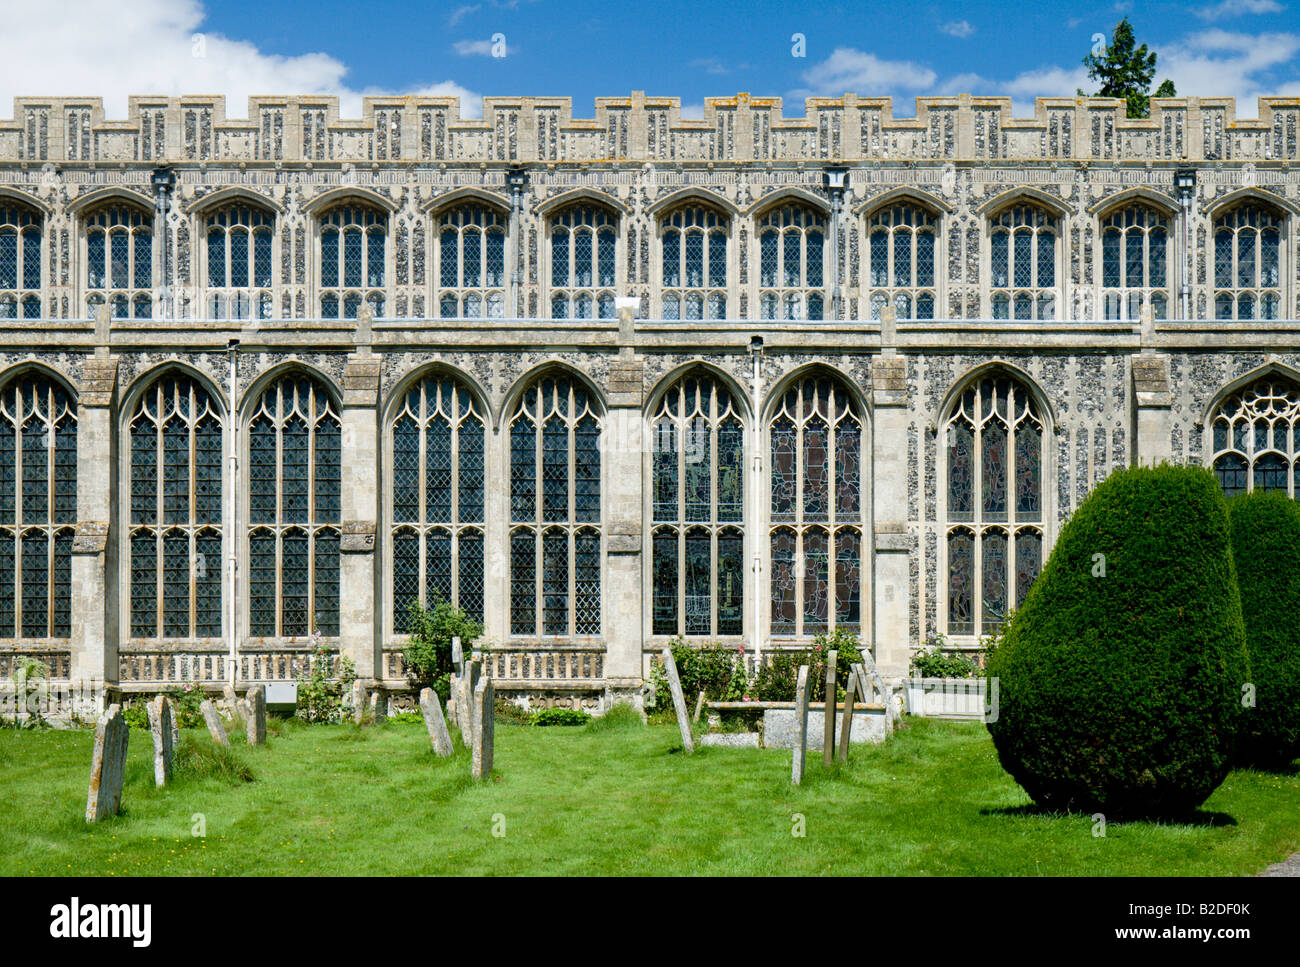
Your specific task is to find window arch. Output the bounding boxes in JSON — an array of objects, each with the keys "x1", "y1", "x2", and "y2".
[
  {"x1": 86, "y1": 205, "x2": 152, "y2": 319},
  {"x1": 1100, "y1": 205, "x2": 1169, "y2": 321},
  {"x1": 989, "y1": 205, "x2": 1057, "y2": 321},
  {"x1": 0, "y1": 205, "x2": 42, "y2": 320},
  {"x1": 758, "y1": 205, "x2": 825, "y2": 321},
  {"x1": 390, "y1": 374, "x2": 486, "y2": 633},
  {"x1": 128, "y1": 374, "x2": 223, "y2": 639},
  {"x1": 319, "y1": 206, "x2": 385, "y2": 319},
  {"x1": 661, "y1": 206, "x2": 727, "y2": 320},
  {"x1": 1208, "y1": 377, "x2": 1300, "y2": 498},
  {"x1": 246, "y1": 374, "x2": 341, "y2": 638},
  {"x1": 550, "y1": 206, "x2": 616, "y2": 319},
  {"x1": 769, "y1": 374, "x2": 864, "y2": 637},
  {"x1": 867, "y1": 204, "x2": 936, "y2": 320},
  {"x1": 436, "y1": 205, "x2": 506, "y2": 320},
  {"x1": 944, "y1": 375, "x2": 1043, "y2": 637},
  {"x1": 0, "y1": 374, "x2": 76, "y2": 639},
  {"x1": 206, "y1": 205, "x2": 274, "y2": 320},
  {"x1": 1213, "y1": 204, "x2": 1283, "y2": 321},
  {"x1": 650, "y1": 374, "x2": 745, "y2": 638},
  {"x1": 509, "y1": 374, "x2": 601, "y2": 638}
]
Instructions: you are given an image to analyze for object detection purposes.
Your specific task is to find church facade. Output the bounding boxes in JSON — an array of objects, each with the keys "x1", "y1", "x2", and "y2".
[{"x1": 0, "y1": 91, "x2": 1298, "y2": 708}]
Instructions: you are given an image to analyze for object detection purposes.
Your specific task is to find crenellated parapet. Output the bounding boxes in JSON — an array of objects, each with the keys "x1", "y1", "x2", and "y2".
[{"x1": 2, "y1": 92, "x2": 1299, "y2": 164}]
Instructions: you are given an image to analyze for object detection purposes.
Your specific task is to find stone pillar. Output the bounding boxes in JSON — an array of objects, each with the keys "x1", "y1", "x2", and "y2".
[
  {"x1": 603, "y1": 351, "x2": 644, "y2": 704},
  {"x1": 339, "y1": 345, "x2": 381, "y2": 683},
  {"x1": 871, "y1": 343, "x2": 911, "y2": 679},
  {"x1": 70, "y1": 351, "x2": 119, "y2": 710},
  {"x1": 1132, "y1": 353, "x2": 1172, "y2": 467}
]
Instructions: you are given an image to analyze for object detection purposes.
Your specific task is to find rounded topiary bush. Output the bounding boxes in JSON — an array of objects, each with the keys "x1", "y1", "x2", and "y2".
[
  {"x1": 1228, "y1": 491, "x2": 1300, "y2": 768},
  {"x1": 985, "y1": 464, "x2": 1250, "y2": 817}
]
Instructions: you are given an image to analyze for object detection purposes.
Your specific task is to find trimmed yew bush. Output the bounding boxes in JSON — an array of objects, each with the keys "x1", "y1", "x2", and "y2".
[
  {"x1": 1228, "y1": 491, "x2": 1300, "y2": 768},
  {"x1": 985, "y1": 464, "x2": 1249, "y2": 817}
]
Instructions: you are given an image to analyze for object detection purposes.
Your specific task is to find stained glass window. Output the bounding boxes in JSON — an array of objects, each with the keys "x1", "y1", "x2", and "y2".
[
  {"x1": 661, "y1": 206, "x2": 727, "y2": 320},
  {"x1": 509, "y1": 375, "x2": 601, "y2": 637},
  {"x1": 989, "y1": 205, "x2": 1056, "y2": 321},
  {"x1": 319, "y1": 206, "x2": 385, "y2": 319},
  {"x1": 206, "y1": 205, "x2": 275, "y2": 320},
  {"x1": 436, "y1": 205, "x2": 507, "y2": 319},
  {"x1": 758, "y1": 205, "x2": 826, "y2": 321},
  {"x1": 944, "y1": 375, "x2": 1042, "y2": 636},
  {"x1": 550, "y1": 207, "x2": 617, "y2": 319},
  {"x1": 768, "y1": 375, "x2": 863, "y2": 637},
  {"x1": 390, "y1": 374, "x2": 486, "y2": 633},
  {"x1": 85, "y1": 206, "x2": 151, "y2": 318},
  {"x1": 0, "y1": 374, "x2": 75, "y2": 639},
  {"x1": 246, "y1": 374, "x2": 340, "y2": 637},
  {"x1": 0, "y1": 206, "x2": 42, "y2": 320},
  {"x1": 1209, "y1": 378, "x2": 1300, "y2": 498},
  {"x1": 1100, "y1": 205, "x2": 1170, "y2": 321},
  {"x1": 650, "y1": 374, "x2": 746, "y2": 638},
  {"x1": 867, "y1": 204, "x2": 937, "y2": 321},
  {"x1": 1213, "y1": 204, "x2": 1283, "y2": 321},
  {"x1": 128, "y1": 374, "x2": 224, "y2": 639}
]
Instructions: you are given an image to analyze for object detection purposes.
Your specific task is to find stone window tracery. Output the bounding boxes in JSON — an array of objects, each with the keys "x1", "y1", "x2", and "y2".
[
  {"x1": 0, "y1": 205, "x2": 41, "y2": 320},
  {"x1": 86, "y1": 205, "x2": 152, "y2": 319},
  {"x1": 1209, "y1": 378, "x2": 1300, "y2": 498},
  {"x1": 1213, "y1": 204, "x2": 1283, "y2": 321},
  {"x1": 550, "y1": 206, "x2": 616, "y2": 320},
  {"x1": 660, "y1": 205, "x2": 727, "y2": 320},
  {"x1": 319, "y1": 206, "x2": 385, "y2": 319},
  {"x1": 989, "y1": 205, "x2": 1057, "y2": 321},
  {"x1": 206, "y1": 205, "x2": 274, "y2": 320},
  {"x1": 758, "y1": 205, "x2": 825, "y2": 321},
  {"x1": 436, "y1": 205, "x2": 506, "y2": 319},
  {"x1": 867, "y1": 204, "x2": 936, "y2": 320},
  {"x1": 1100, "y1": 205, "x2": 1169, "y2": 321}
]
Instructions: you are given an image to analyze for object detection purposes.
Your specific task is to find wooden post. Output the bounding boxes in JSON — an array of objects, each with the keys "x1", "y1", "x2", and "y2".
[
  {"x1": 837, "y1": 671, "x2": 857, "y2": 763},
  {"x1": 823, "y1": 649, "x2": 837, "y2": 766}
]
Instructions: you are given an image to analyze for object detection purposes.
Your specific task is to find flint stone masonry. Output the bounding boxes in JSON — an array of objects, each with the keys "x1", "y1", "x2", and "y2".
[
  {"x1": 245, "y1": 685, "x2": 266, "y2": 746},
  {"x1": 147, "y1": 696, "x2": 174, "y2": 788},
  {"x1": 86, "y1": 704, "x2": 128, "y2": 822},
  {"x1": 200, "y1": 699, "x2": 229, "y2": 747},
  {"x1": 418, "y1": 687, "x2": 453, "y2": 757}
]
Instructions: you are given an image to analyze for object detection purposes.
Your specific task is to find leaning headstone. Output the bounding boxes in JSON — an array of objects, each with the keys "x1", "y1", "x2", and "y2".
[
  {"x1": 451, "y1": 636, "x2": 463, "y2": 676},
  {"x1": 837, "y1": 671, "x2": 858, "y2": 764},
  {"x1": 471, "y1": 678, "x2": 495, "y2": 779},
  {"x1": 792, "y1": 665, "x2": 810, "y2": 785},
  {"x1": 458, "y1": 668, "x2": 477, "y2": 742},
  {"x1": 661, "y1": 648, "x2": 694, "y2": 754},
  {"x1": 147, "y1": 696, "x2": 174, "y2": 787},
  {"x1": 244, "y1": 685, "x2": 266, "y2": 746},
  {"x1": 86, "y1": 704, "x2": 129, "y2": 822},
  {"x1": 368, "y1": 688, "x2": 388, "y2": 724},
  {"x1": 418, "y1": 687, "x2": 453, "y2": 756},
  {"x1": 823, "y1": 649, "x2": 838, "y2": 766},
  {"x1": 693, "y1": 690, "x2": 705, "y2": 723},
  {"x1": 200, "y1": 699, "x2": 229, "y2": 747},
  {"x1": 169, "y1": 704, "x2": 180, "y2": 750}
]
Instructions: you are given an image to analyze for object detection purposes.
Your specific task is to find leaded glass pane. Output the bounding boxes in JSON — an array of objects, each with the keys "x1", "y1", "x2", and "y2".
[
  {"x1": 281, "y1": 529, "x2": 308, "y2": 636},
  {"x1": 195, "y1": 530, "x2": 222, "y2": 638},
  {"x1": 717, "y1": 417, "x2": 744, "y2": 522},
  {"x1": 684, "y1": 529, "x2": 710, "y2": 635},
  {"x1": 427, "y1": 528, "x2": 452, "y2": 604},
  {"x1": 459, "y1": 530, "x2": 484, "y2": 622},
  {"x1": 425, "y1": 416, "x2": 452, "y2": 524},
  {"x1": 771, "y1": 529, "x2": 796, "y2": 635},
  {"x1": 982, "y1": 420, "x2": 1008, "y2": 520},
  {"x1": 982, "y1": 529, "x2": 1008, "y2": 633},
  {"x1": 652, "y1": 529, "x2": 677, "y2": 635},
  {"x1": 803, "y1": 528, "x2": 829, "y2": 634},
  {"x1": 717, "y1": 529, "x2": 744, "y2": 635},
  {"x1": 1015, "y1": 529, "x2": 1041, "y2": 609},
  {"x1": 248, "y1": 529, "x2": 276, "y2": 637},
  {"x1": 803, "y1": 417, "x2": 829, "y2": 520},
  {"x1": 392, "y1": 528, "x2": 418, "y2": 632},
  {"x1": 0, "y1": 531, "x2": 11, "y2": 636},
  {"x1": 130, "y1": 531, "x2": 157, "y2": 637},
  {"x1": 542, "y1": 529, "x2": 568, "y2": 635},
  {"x1": 574, "y1": 529, "x2": 600, "y2": 636},
  {"x1": 835, "y1": 528, "x2": 861, "y2": 631},
  {"x1": 948, "y1": 529, "x2": 974, "y2": 636},
  {"x1": 1014, "y1": 422, "x2": 1041, "y2": 519},
  {"x1": 163, "y1": 531, "x2": 189, "y2": 637},
  {"x1": 20, "y1": 530, "x2": 47, "y2": 638}
]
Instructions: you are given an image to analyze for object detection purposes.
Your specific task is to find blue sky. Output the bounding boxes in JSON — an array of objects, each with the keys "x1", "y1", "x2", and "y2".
[{"x1": 2, "y1": 0, "x2": 1298, "y2": 119}]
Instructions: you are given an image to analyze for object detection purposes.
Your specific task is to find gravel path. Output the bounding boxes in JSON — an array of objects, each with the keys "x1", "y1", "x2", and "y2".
[{"x1": 1259, "y1": 853, "x2": 1300, "y2": 876}]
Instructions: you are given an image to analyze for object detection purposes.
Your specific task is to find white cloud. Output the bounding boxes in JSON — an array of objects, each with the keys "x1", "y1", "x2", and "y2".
[
  {"x1": 0, "y1": 0, "x2": 479, "y2": 119},
  {"x1": 453, "y1": 38, "x2": 496, "y2": 56},
  {"x1": 1160, "y1": 29, "x2": 1300, "y2": 110},
  {"x1": 1194, "y1": 0, "x2": 1284, "y2": 21},
  {"x1": 939, "y1": 64, "x2": 1092, "y2": 116},
  {"x1": 448, "y1": 4, "x2": 481, "y2": 28},
  {"x1": 679, "y1": 103, "x2": 705, "y2": 120},
  {"x1": 940, "y1": 20, "x2": 976, "y2": 39},
  {"x1": 797, "y1": 47, "x2": 938, "y2": 97}
]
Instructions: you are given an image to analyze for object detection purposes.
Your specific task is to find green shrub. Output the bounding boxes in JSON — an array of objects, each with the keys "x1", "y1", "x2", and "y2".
[
  {"x1": 122, "y1": 699, "x2": 150, "y2": 731},
  {"x1": 753, "y1": 628, "x2": 864, "y2": 702},
  {"x1": 910, "y1": 632, "x2": 982, "y2": 678},
  {"x1": 530, "y1": 707, "x2": 592, "y2": 726},
  {"x1": 295, "y1": 636, "x2": 357, "y2": 724},
  {"x1": 986, "y1": 464, "x2": 1250, "y2": 817},
  {"x1": 163, "y1": 682, "x2": 208, "y2": 729},
  {"x1": 1228, "y1": 491, "x2": 1300, "y2": 768},
  {"x1": 493, "y1": 699, "x2": 534, "y2": 725},
  {"x1": 402, "y1": 598, "x2": 483, "y2": 703}
]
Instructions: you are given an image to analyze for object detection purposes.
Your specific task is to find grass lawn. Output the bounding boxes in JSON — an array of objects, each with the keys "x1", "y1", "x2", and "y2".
[{"x1": 1, "y1": 713, "x2": 1297, "y2": 876}]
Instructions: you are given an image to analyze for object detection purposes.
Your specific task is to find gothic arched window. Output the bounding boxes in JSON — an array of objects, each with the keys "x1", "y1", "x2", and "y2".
[
  {"x1": 247, "y1": 374, "x2": 341, "y2": 638},
  {"x1": 391, "y1": 374, "x2": 486, "y2": 633},
  {"x1": 320, "y1": 206, "x2": 385, "y2": 319},
  {"x1": 661, "y1": 205, "x2": 727, "y2": 320},
  {"x1": 206, "y1": 205, "x2": 274, "y2": 320},
  {"x1": 0, "y1": 374, "x2": 76, "y2": 639},
  {"x1": 758, "y1": 205, "x2": 825, "y2": 321},
  {"x1": 1101, "y1": 205, "x2": 1169, "y2": 321},
  {"x1": 0, "y1": 205, "x2": 42, "y2": 320},
  {"x1": 769, "y1": 375, "x2": 864, "y2": 637},
  {"x1": 436, "y1": 205, "x2": 506, "y2": 319},
  {"x1": 86, "y1": 205, "x2": 152, "y2": 319},
  {"x1": 1213, "y1": 204, "x2": 1283, "y2": 321},
  {"x1": 650, "y1": 375, "x2": 745, "y2": 638},
  {"x1": 868, "y1": 204, "x2": 937, "y2": 320},
  {"x1": 128, "y1": 374, "x2": 223, "y2": 639},
  {"x1": 1209, "y1": 378, "x2": 1300, "y2": 498},
  {"x1": 945, "y1": 375, "x2": 1043, "y2": 636},
  {"x1": 989, "y1": 205, "x2": 1057, "y2": 321},
  {"x1": 550, "y1": 206, "x2": 616, "y2": 319},
  {"x1": 509, "y1": 375, "x2": 601, "y2": 638}
]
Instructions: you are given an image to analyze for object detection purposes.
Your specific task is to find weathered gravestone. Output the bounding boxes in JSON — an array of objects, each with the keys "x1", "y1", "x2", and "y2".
[
  {"x1": 368, "y1": 687, "x2": 388, "y2": 724},
  {"x1": 792, "y1": 665, "x2": 810, "y2": 785},
  {"x1": 418, "y1": 687, "x2": 453, "y2": 757},
  {"x1": 147, "y1": 696, "x2": 174, "y2": 787},
  {"x1": 86, "y1": 704, "x2": 129, "y2": 822},
  {"x1": 823, "y1": 649, "x2": 838, "y2": 766},
  {"x1": 244, "y1": 685, "x2": 266, "y2": 746},
  {"x1": 458, "y1": 661, "x2": 480, "y2": 743},
  {"x1": 661, "y1": 647, "x2": 694, "y2": 754},
  {"x1": 693, "y1": 690, "x2": 705, "y2": 723},
  {"x1": 471, "y1": 677, "x2": 495, "y2": 779},
  {"x1": 200, "y1": 699, "x2": 229, "y2": 747},
  {"x1": 837, "y1": 671, "x2": 858, "y2": 764}
]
